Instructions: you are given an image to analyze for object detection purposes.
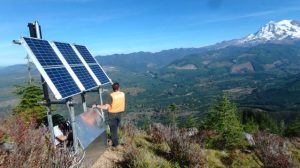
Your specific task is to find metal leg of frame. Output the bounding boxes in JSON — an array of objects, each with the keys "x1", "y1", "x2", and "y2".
[
  {"x1": 46, "y1": 107, "x2": 55, "y2": 145},
  {"x1": 81, "y1": 92, "x2": 87, "y2": 112},
  {"x1": 98, "y1": 87, "x2": 105, "y2": 120},
  {"x1": 68, "y1": 99, "x2": 78, "y2": 153}
]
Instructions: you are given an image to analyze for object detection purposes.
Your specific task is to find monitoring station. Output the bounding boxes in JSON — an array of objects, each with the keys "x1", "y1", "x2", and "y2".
[{"x1": 14, "y1": 21, "x2": 111, "y2": 166}]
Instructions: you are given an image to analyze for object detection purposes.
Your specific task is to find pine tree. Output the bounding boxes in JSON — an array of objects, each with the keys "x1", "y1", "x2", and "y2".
[
  {"x1": 279, "y1": 120, "x2": 286, "y2": 136},
  {"x1": 168, "y1": 104, "x2": 178, "y2": 127},
  {"x1": 183, "y1": 116, "x2": 197, "y2": 128},
  {"x1": 13, "y1": 84, "x2": 46, "y2": 122},
  {"x1": 285, "y1": 119, "x2": 300, "y2": 137},
  {"x1": 203, "y1": 95, "x2": 245, "y2": 149}
]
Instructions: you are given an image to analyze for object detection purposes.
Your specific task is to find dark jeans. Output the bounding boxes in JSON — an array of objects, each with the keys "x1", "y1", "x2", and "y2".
[{"x1": 108, "y1": 112, "x2": 122, "y2": 146}]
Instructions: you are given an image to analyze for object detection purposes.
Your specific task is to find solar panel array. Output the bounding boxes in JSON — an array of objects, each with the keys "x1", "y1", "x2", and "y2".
[
  {"x1": 23, "y1": 37, "x2": 81, "y2": 99},
  {"x1": 21, "y1": 37, "x2": 111, "y2": 100}
]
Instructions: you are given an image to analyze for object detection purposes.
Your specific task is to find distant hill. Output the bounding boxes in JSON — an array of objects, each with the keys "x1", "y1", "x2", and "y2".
[{"x1": 95, "y1": 48, "x2": 208, "y2": 72}]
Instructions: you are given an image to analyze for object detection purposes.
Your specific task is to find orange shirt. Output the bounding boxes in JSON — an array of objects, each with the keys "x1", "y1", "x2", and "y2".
[{"x1": 108, "y1": 91, "x2": 125, "y2": 113}]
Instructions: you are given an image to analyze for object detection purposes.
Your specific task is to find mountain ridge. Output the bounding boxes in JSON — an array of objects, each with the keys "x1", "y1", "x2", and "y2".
[{"x1": 213, "y1": 19, "x2": 300, "y2": 49}]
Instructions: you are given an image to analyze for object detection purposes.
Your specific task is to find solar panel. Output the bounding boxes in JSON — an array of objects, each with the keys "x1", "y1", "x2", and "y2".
[
  {"x1": 23, "y1": 37, "x2": 63, "y2": 66},
  {"x1": 53, "y1": 42, "x2": 99, "y2": 90},
  {"x1": 21, "y1": 37, "x2": 82, "y2": 99},
  {"x1": 89, "y1": 65, "x2": 110, "y2": 84},
  {"x1": 73, "y1": 45, "x2": 110, "y2": 85},
  {"x1": 53, "y1": 42, "x2": 82, "y2": 65},
  {"x1": 71, "y1": 66, "x2": 97, "y2": 90},
  {"x1": 74, "y1": 45, "x2": 96, "y2": 64},
  {"x1": 45, "y1": 68, "x2": 81, "y2": 98}
]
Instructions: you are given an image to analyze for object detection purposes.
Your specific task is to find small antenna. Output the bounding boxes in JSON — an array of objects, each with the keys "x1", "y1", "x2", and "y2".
[{"x1": 25, "y1": 54, "x2": 33, "y2": 85}]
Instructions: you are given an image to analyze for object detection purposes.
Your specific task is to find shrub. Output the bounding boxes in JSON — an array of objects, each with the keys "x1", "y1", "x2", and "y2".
[
  {"x1": 167, "y1": 128, "x2": 207, "y2": 167},
  {"x1": 0, "y1": 116, "x2": 75, "y2": 167},
  {"x1": 254, "y1": 132, "x2": 294, "y2": 168},
  {"x1": 149, "y1": 123, "x2": 171, "y2": 143}
]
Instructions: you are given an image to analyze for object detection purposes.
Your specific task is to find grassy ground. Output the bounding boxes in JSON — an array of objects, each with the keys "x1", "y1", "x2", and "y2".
[{"x1": 109, "y1": 124, "x2": 300, "y2": 168}]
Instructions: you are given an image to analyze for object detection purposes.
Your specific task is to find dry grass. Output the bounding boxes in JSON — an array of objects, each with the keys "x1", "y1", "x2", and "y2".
[
  {"x1": 254, "y1": 132, "x2": 294, "y2": 168},
  {"x1": 129, "y1": 123, "x2": 208, "y2": 168},
  {"x1": 0, "y1": 116, "x2": 75, "y2": 168}
]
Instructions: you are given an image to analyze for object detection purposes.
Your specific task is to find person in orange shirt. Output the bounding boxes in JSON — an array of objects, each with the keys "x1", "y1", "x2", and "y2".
[{"x1": 93, "y1": 82, "x2": 125, "y2": 147}]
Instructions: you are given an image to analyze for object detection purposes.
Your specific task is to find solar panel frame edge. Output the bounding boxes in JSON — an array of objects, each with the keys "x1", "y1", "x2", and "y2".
[
  {"x1": 73, "y1": 44, "x2": 111, "y2": 86},
  {"x1": 21, "y1": 37, "x2": 62, "y2": 99}
]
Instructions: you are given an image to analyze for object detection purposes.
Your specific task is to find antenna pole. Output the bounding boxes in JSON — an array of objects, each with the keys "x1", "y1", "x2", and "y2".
[
  {"x1": 28, "y1": 21, "x2": 55, "y2": 145},
  {"x1": 26, "y1": 54, "x2": 32, "y2": 85}
]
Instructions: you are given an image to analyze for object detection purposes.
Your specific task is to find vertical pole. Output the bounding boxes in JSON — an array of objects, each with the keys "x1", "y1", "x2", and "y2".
[
  {"x1": 81, "y1": 92, "x2": 87, "y2": 112},
  {"x1": 99, "y1": 87, "x2": 103, "y2": 104},
  {"x1": 68, "y1": 99, "x2": 78, "y2": 153},
  {"x1": 26, "y1": 54, "x2": 32, "y2": 85},
  {"x1": 28, "y1": 21, "x2": 55, "y2": 145},
  {"x1": 46, "y1": 107, "x2": 55, "y2": 145},
  {"x1": 98, "y1": 87, "x2": 105, "y2": 118}
]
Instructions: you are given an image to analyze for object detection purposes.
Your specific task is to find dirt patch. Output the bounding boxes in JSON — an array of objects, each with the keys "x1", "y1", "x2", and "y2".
[
  {"x1": 103, "y1": 66, "x2": 118, "y2": 72},
  {"x1": 123, "y1": 87, "x2": 145, "y2": 96},
  {"x1": 231, "y1": 62, "x2": 254, "y2": 74},
  {"x1": 263, "y1": 60, "x2": 283, "y2": 70},
  {"x1": 91, "y1": 146, "x2": 126, "y2": 168},
  {"x1": 169, "y1": 64, "x2": 197, "y2": 70},
  {"x1": 223, "y1": 87, "x2": 255, "y2": 99},
  {"x1": 202, "y1": 60, "x2": 210, "y2": 65}
]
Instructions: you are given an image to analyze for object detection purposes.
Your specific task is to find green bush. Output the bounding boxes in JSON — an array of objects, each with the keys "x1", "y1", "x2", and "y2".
[
  {"x1": 202, "y1": 95, "x2": 247, "y2": 150},
  {"x1": 13, "y1": 84, "x2": 46, "y2": 122}
]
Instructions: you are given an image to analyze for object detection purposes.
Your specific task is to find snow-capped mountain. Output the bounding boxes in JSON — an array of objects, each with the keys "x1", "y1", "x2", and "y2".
[
  {"x1": 240, "y1": 20, "x2": 300, "y2": 43},
  {"x1": 214, "y1": 20, "x2": 300, "y2": 48}
]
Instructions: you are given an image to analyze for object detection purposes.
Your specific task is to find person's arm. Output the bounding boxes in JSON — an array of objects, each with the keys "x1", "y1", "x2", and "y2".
[
  {"x1": 92, "y1": 104, "x2": 110, "y2": 110},
  {"x1": 97, "y1": 104, "x2": 110, "y2": 110},
  {"x1": 57, "y1": 134, "x2": 67, "y2": 141},
  {"x1": 54, "y1": 125, "x2": 67, "y2": 142}
]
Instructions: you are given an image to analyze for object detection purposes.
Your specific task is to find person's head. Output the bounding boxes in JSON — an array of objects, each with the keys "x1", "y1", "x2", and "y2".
[{"x1": 112, "y1": 82, "x2": 120, "y2": 92}]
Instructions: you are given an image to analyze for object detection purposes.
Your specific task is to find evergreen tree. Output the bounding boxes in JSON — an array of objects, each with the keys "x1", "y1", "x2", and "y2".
[
  {"x1": 279, "y1": 120, "x2": 286, "y2": 136},
  {"x1": 168, "y1": 104, "x2": 178, "y2": 127},
  {"x1": 203, "y1": 95, "x2": 245, "y2": 149},
  {"x1": 243, "y1": 117, "x2": 259, "y2": 133},
  {"x1": 142, "y1": 115, "x2": 151, "y2": 130},
  {"x1": 240, "y1": 108, "x2": 279, "y2": 134},
  {"x1": 13, "y1": 84, "x2": 46, "y2": 122},
  {"x1": 285, "y1": 119, "x2": 300, "y2": 137},
  {"x1": 183, "y1": 116, "x2": 197, "y2": 128}
]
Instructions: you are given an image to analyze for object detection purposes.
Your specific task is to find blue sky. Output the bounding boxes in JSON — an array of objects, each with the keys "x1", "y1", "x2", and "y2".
[{"x1": 1, "y1": 0, "x2": 300, "y2": 66}]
